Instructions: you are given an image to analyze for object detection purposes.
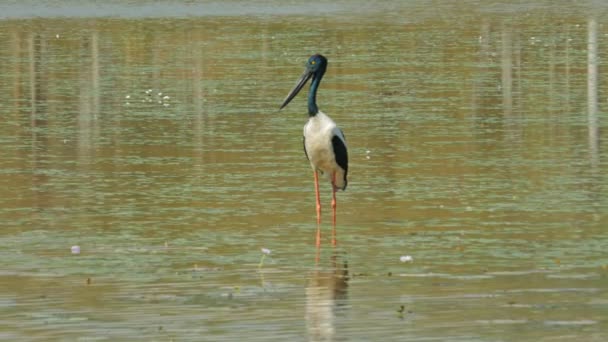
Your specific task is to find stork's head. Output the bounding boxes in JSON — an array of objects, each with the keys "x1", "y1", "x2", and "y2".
[{"x1": 280, "y1": 54, "x2": 328, "y2": 110}]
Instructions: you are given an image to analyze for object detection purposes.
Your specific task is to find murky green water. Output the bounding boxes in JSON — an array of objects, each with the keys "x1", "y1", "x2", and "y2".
[{"x1": 1, "y1": 1, "x2": 607, "y2": 340}]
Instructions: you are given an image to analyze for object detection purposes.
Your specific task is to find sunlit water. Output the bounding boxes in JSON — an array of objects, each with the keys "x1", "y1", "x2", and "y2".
[{"x1": 1, "y1": 1, "x2": 607, "y2": 341}]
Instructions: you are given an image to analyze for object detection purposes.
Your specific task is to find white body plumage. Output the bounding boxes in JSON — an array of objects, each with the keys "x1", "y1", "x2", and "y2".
[{"x1": 303, "y1": 111, "x2": 348, "y2": 191}]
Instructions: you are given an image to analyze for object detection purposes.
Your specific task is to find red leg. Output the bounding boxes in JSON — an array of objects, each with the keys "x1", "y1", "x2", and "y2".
[
  {"x1": 314, "y1": 171, "x2": 322, "y2": 247},
  {"x1": 331, "y1": 172, "x2": 337, "y2": 247}
]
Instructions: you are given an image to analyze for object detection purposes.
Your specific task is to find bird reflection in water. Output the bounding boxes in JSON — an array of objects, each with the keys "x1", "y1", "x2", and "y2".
[{"x1": 306, "y1": 252, "x2": 349, "y2": 342}]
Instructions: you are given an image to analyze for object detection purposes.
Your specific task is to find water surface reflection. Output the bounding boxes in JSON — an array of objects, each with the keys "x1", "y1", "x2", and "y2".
[{"x1": 0, "y1": 1, "x2": 607, "y2": 341}]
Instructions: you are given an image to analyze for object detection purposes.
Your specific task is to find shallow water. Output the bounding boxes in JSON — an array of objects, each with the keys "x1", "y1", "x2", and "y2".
[{"x1": 1, "y1": 1, "x2": 607, "y2": 341}]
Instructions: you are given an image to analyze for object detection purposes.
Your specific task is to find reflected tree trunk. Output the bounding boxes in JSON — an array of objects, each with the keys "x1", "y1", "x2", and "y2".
[
  {"x1": 471, "y1": 20, "x2": 492, "y2": 117},
  {"x1": 192, "y1": 30, "x2": 212, "y2": 171},
  {"x1": 10, "y1": 30, "x2": 23, "y2": 117},
  {"x1": 501, "y1": 26, "x2": 512, "y2": 117},
  {"x1": 564, "y1": 24, "x2": 572, "y2": 113},
  {"x1": 28, "y1": 32, "x2": 50, "y2": 212},
  {"x1": 500, "y1": 23, "x2": 523, "y2": 147},
  {"x1": 548, "y1": 29, "x2": 557, "y2": 117},
  {"x1": 587, "y1": 18, "x2": 599, "y2": 168},
  {"x1": 78, "y1": 30, "x2": 100, "y2": 164}
]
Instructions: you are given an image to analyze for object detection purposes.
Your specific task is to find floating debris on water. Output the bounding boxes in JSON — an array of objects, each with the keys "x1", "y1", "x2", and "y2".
[
  {"x1": 130, "y1": 89, "x2": 172, "y2": 106},
  {"x1": 71, "y1": 245, "x2": 81, "y2": 255},
  {"x1": 400, "y1": 255, "x2": 413, "y2": 263}
]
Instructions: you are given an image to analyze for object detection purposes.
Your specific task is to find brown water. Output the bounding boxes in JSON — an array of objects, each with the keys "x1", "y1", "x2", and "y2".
[{"x1": 1, "y1": 1, "x2": 607, "y2": 341}]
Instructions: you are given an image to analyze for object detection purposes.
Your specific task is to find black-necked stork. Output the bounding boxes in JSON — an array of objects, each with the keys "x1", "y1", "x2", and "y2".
[{"x1": 280, "y1": 54, "x2": 348, "y2": 247}]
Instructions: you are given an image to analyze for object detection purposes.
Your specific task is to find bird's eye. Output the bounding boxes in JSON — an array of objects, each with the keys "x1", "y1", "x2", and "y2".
[{"x1": 311, "y1": 60, "x2": 316, "y2": 65}]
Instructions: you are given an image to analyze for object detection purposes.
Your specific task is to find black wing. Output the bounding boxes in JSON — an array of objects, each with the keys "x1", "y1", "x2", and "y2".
[{"x1": 332, "y1": 133, "x2": 348, "y2": 176}]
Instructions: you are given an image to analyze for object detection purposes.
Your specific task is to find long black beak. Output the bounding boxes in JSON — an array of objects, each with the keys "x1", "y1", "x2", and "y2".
[{"x1": 280, "y1": 69, "x2": 313, "y2": 110}]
